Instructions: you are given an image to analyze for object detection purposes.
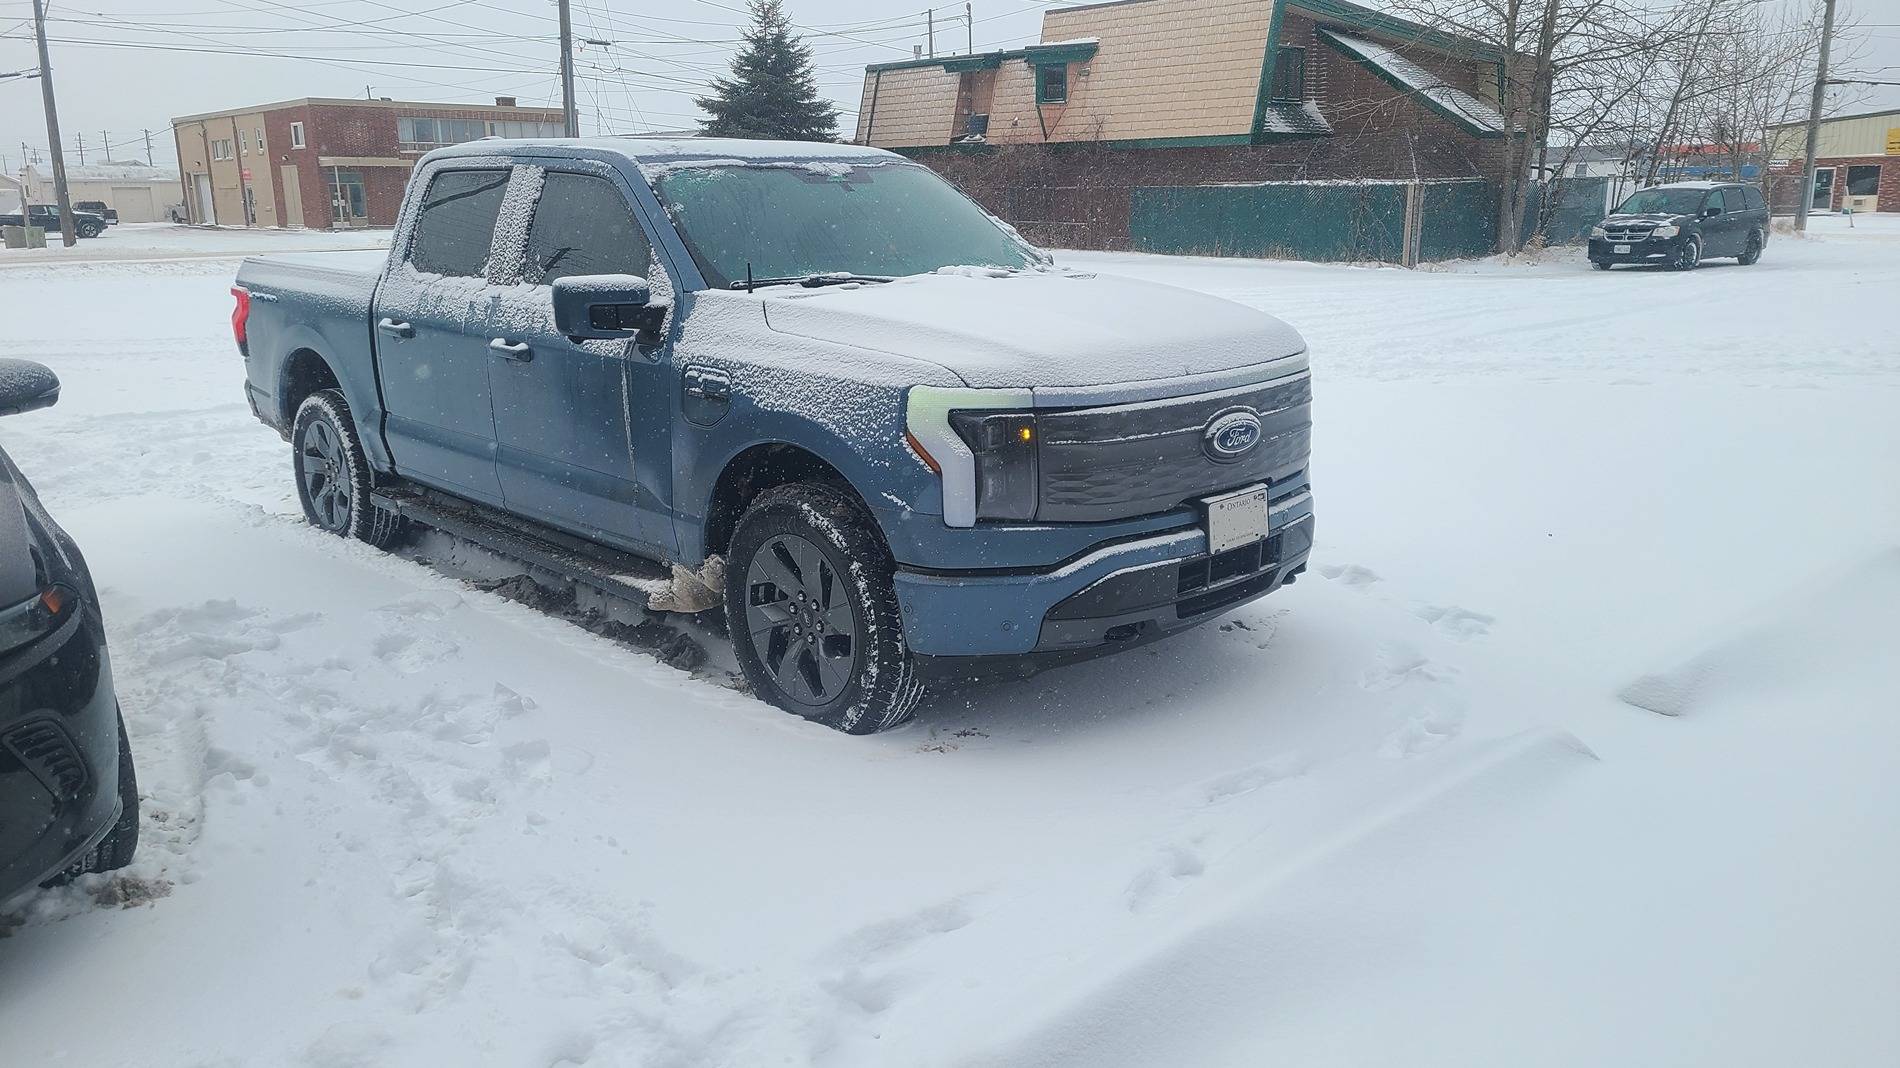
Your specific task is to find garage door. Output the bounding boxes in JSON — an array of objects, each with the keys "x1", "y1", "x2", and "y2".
[{"x1": 112, "y1": 186, "x2": 158, "y2": 223}]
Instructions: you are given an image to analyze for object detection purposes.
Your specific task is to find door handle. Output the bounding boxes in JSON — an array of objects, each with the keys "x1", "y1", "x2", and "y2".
[
  {"x1": 488, "y1": 338, "x2": 534, "y2": 362},
  {"x1": 377, "y1": 317, "x2": 415, "y2": 338}
]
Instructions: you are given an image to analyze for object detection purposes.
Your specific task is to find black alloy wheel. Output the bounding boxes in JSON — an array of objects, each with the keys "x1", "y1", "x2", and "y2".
[
  {"x1": 1739, "y1": 232, "x2": 1763, "y2": 265},
  {"x1": 298, "y1": 414, "x2": 354, "y2": 534},
  {"x1": 1671, "y1": 235, "x2": 1701, "y2": 271},
  {"x1": 744, "y1": 533, "x2": 860, "y2": 707}
]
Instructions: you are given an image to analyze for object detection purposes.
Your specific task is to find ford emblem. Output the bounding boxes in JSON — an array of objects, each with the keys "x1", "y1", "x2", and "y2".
[{"x1": 1203, "y1": 410, "x2": 1263, "y2": 462}]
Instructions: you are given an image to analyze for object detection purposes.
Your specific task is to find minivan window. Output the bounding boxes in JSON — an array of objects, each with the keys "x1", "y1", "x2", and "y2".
[
  {"x1": 1615, "y1": 188, "x2": 1710, "y2": 216},
  {"x1": 650, "y1": 161, "x2": 1034, "y2": 289},
  {"x1": 1706, "y1": 188, "x2": 1730, "y2": 214},
  {"x1": 523, "y1": 172, "x2": 651, "y2": 285},
  {"x1": 1742, "y1": 186, "x2": 1766, "y2": 211},
  {"x1": 409, "y1": 169, "x2": 510, "y2": 277}
]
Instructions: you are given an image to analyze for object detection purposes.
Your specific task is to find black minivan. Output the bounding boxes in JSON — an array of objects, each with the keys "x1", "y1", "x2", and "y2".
[{"x1": 1588, "y1": 181, "x2": 1769, "y2": 271}]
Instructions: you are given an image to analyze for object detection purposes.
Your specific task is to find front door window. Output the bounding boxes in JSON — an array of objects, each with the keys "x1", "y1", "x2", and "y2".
[
  {"x1": 1810, "y1": 168, "x2": 1834, "y2": 211},
  {"x1": 329, "y1": 168, "x2": 367, "y2": 226}
]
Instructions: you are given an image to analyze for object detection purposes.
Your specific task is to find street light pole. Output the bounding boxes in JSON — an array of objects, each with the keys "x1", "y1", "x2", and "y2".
[
  {"x1": 1795, "y1": 0, "x2": 1837, "y2": 233},
  {"x1": 558, "y1": 0, "x2": 580, "y2": 137},
  {"x1": 30, "y1": 0, "x2": 76, "y2": 246}
]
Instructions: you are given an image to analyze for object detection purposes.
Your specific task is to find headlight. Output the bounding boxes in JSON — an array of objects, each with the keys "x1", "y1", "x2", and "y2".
[
  {"x1": 0, "y1": 584, "x2": 79, "y2": 654},
  {"x1": 906, "y1": 385, "x2": 1036, "y2": 527},
  {"x1": 1590, "y1": 225, "x2": 1607, "y2": 239},
  {"x1": 1650, "y1": 224, "x2": 1679, "y2": 238},
  {"x1": 949, "y1": 411, "x2": 1038, "y2": 521}
]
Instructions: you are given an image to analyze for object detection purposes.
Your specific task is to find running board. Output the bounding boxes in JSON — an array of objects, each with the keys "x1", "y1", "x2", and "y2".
[{"x1": 370, "y1": 483, "x2": 668, "y2": 606}]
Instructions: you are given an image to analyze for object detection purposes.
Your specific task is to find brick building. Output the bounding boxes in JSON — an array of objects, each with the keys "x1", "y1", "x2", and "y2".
[
  {"x1": 1765, "y1": 107, "x2": 1899, "y2": 215},
  {"x1": 171, "y1": 97, "x2": 563, "y2": 230},
  {"x1": 854, "y1": 0, "x2": 1517, "y2": 255}
]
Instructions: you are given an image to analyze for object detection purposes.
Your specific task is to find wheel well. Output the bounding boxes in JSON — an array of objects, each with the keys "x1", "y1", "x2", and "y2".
[
  {"x1": 280, "y1": 349, "x2": 340, "y2": 426},
  {"x1": 704, "y1": 443, "x2": 856, "y2": 558}
]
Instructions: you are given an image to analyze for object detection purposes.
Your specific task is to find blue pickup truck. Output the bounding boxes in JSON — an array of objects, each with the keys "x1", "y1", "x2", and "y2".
[{"x1": 232, "y1": 137, "x2": 1314, "y2": 733}]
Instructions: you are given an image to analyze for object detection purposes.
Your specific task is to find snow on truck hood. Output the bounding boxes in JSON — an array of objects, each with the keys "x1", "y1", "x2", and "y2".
[{"x1": 758, "y1": 269, "x2": 1306, "y2": 390}]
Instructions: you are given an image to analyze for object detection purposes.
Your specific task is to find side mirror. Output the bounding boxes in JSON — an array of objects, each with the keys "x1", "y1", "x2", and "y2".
[
  {"x1": 552, "y1": 274, "x2": 666, "y2": 342},
  {"x1": 1702, "y1": 206, "x2": 1722, "y2": 218},
  {"x1": 0, "y1": 359, "x2": 59, "y2": 417}
]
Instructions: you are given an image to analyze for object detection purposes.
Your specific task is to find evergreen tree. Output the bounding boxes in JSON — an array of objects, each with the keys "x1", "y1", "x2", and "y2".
[{"x1": 696, "y1": 0, "x2": 839, "y2": 141}]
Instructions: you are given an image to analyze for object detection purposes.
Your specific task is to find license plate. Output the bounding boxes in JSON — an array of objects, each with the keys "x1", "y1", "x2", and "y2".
[
  {"x1": 1204, "y1": 485, "x2": 1269, "y2": 554},
  {"x1": 1613, "y1": 243, "x2": 1631, "y2": 254}
]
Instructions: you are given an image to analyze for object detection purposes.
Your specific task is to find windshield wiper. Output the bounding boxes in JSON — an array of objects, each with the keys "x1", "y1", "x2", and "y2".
[{"x1": 731, "y1": 273, "x2": 894, "y2": 291}]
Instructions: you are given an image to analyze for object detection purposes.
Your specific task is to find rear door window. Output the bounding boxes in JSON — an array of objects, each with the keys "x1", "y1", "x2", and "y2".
[
  {"x1": 1705, "y1": 189, "x2": 1730, "y2": 214},
  {"x1": 1742, "y1": 186, "x2": 1766, "y2": 211},
  {"x1": 522, "y1": 171, "x2": 651, "y2": 285},
  {"x1": 409, "y1": 169, "x2": 510, "y2": 277}
]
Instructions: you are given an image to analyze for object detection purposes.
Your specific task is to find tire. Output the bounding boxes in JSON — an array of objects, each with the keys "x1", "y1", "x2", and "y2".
[
  {"x1": 84, "y1": 712, "x2": 140, "y2": 874},
  {"x1": 1670, "y1": 235, "x2": 1701, "y2": 271},
  {"x1": 292, "y1": 389, "x2": 404, "y2": 548},
  {"x1": 1590, "y1": 259, "x2": 1612, "y2": 271},
  {"x1": 1738, "y1": 231, "x2": 1763, "y2": 265},
  {"x1": 724, "y1": 482, "x2": 923, "y2": 734},
  {"x1": 77, "y1": 223, "x2": 102, "y2": 239}
]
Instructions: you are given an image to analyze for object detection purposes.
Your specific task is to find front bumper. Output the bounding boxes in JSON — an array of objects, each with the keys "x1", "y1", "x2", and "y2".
[
  {"x1": 1588, "y1": 234, "x2": 1686, "y2": 264},
  {"x1": 894, "y1": 489, "x2": 1314, "y2": 658},
  {"x1": 0, "y1": 604, "x2": 123, "y2": 904}
]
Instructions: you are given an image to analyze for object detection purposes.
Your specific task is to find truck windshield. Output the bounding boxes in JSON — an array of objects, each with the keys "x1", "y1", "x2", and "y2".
[
  {"x1": 650, "y1": 162, "x2": 1035, "y2": 289},
  {"x1": 1615, "y1": 189, "x2": 1708, "y2": 216}
]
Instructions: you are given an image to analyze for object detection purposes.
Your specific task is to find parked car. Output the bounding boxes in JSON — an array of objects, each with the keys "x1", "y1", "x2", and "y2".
[
  {"x1": 0, "y1": 359, "x2": 139, "y2": 905},
  {"x1": 1588, "y1": 181, "x2": 1768, "y2": 270},
  {"x1": 0, "y1": 204, "x2": 108, "y2": 239},
  {"x1": 72, "y1": 200, "x2": 119, "y2": 226},
  {"x1": 231, "y1": 138, "x2": 1315, "y2": 733}
]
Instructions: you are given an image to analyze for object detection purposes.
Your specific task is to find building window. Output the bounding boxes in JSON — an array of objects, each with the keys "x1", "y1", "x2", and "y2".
[
  {"x1": 256, "y1": 127, "x2": 265, "y2": 151},
  {"x1": 290, "y1": 122, "x2": 306, "y2": 149},
  {"x1": 1845, "y1": 164, "x2": 1881, "y2": 197},
  {"x1": 486, "y1": 119, "x2": 564, "y2": 139},
  {"x1": 1271, "y1": 46, "x2": 1306, "y2": 102},
  {"x1": 398, "y1": 116, "x2": 488, "y2": 148},
  {"x1": 1035, "y1": 64, "x2": 1068, "y2": 105},
  {"x1": 211, "y1": 139, "x2": 233, "y2": 161},
  {"x1": 239, "y1": 130, "x2": 248, "y2": 154}
]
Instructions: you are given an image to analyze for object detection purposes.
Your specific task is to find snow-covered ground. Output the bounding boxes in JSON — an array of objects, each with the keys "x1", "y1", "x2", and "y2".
[
  {"x1": 1, "y1": 218, "x2": 1897, "y2": 1066},
  {"x1": 0, "y1": 222, "x2": 389, "y2": 266}
]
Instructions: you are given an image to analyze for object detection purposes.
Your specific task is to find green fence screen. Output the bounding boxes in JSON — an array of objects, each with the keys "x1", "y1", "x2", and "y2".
[{"x1": 1129, "y1": 183, "x2": 1408, "y2": 262}]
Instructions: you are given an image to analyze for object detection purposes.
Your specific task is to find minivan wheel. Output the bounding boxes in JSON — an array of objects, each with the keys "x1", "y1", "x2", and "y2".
[
  {"x1": 1671, "y1": 235, "x2": 1702, "y2": 271},
  {"x1": 292, "y1": 389, "x2": 404, "y2": 548},
  {"x1": 1739, "y1": 232, "x2": 1763, "y2": 265},
  {"x1": 725, "y1": 482, "x2": 923, "y2": 734}
]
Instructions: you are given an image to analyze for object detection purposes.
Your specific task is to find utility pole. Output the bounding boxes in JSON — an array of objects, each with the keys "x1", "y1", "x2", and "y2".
[
  {"x1": 558, "y1": 0, "x2": 579, "y2": 136},
  {"x1": 143, "y1": 128, "x2": 154, "y2": 166},
  {"x1": 30, "y1": 0, "x2": 76, "y2": 245},
  {"x1": 101, "y1": 129, "x2": 109, "y2": 162},
  {"x1": 927, "y1": 8, "x2": 935, "y2": 59},
  {"x1": 1794, "y1": 0, "x2": 1837, "y2": 233},
  {"x1": 966, "y1": 1, "x2": 973, "y2": 54},
  {"x1": 75, "y1": 132, "x2": 84, "y2": 165}
]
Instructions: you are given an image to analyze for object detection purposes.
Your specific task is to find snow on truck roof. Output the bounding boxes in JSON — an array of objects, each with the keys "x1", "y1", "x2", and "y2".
[
  {"x1": 1647, "y1": 180, "x2": 1743, "y2": 190},
  {"x1": 425, "y1": 136, "x2": 903, "y2": 171}
]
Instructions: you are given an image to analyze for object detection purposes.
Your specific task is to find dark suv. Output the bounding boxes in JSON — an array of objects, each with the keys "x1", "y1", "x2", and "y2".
[
  {"x1": 0, "y1": 204, "x2": 108, "y2": 239},
  {"x1": 1588, "y1": 182, "x2": 1769, "y2": 271}
]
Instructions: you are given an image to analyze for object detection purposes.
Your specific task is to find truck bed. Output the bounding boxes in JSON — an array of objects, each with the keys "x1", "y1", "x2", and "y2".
[{"x1": 235, "y1": 250, "x2": 384, "y2": 438}]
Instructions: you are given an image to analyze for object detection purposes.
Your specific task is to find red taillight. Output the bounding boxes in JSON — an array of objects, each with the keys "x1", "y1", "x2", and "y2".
[{"x1": 230, "y1": 286, "x2": 252, "y2": 345}]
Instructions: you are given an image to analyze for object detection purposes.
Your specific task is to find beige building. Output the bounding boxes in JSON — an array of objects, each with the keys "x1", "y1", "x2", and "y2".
[
  {"x1": 172, "y1": 96, "x2": 563, "y2": 229},
  {"x1": 1765, "y1": 106, "x2": 1899, "y2": 213},
  {"x1": 22, "y1": 162, "x2": 181, "y2": 223}
]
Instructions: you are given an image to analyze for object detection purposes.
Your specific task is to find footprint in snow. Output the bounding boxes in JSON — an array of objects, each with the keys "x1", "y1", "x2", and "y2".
[
  {"x1": 371, "y1": 629, "x2": 462, "y2": 674},
  {"x1": 1318, "y1": 563, "x2": 1382, "y2": 588},
  {"x1": 1381, "y1": 698, "x2": 1467, "y2": 758},
  {"x1": 1359, "y1": 640, "x2": 1453, "y2": 692},
  {"x1": 1125, "y1": 843, "x2": 1207, "y2": 913},
  {"x1": 1414, "y1": 603, "x2": 1495, "y2": 641},
  {"x1": 1198, "y1": 756, "x2": 1305, "y2": 805}
]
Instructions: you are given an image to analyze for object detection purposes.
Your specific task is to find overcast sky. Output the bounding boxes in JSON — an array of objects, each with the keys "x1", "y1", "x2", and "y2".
[{"x1": 2, "y1": 0, "x2": 1896, "y2": 175}]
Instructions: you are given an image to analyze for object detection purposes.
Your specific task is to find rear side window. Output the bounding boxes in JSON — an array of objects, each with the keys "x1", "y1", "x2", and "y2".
[
  {"x1": 409, "y1": 169, "x2": 510, "y2": 277},
  {"x1": 1706, "y1": 189, "x2": 1730, "y2": 214},
  {"x1": 1742, "y1": 186, "x2": 1766, "y2": 211},
  {"x1": 523, "y1": 172, "x2": 651, "y2": 285}
]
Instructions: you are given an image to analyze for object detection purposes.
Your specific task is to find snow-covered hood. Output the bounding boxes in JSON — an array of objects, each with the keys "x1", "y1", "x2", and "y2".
[
  {"x1": 1602, "y1": 213, "x2": 1687, "y2": 226},
  {"x1": 757, "y1": 270, "x2": 1305, "y2": 389}
]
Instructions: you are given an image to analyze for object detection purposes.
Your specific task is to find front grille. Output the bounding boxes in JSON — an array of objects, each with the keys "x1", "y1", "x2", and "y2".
[
  {"x1": 1036, "y1": 372, "x2": 1312, "y2": 523},
  {"x1": 1179, "y1": 533, "x2": 1284, "y2": 599},
  {"x1": 2, "y1": 720, "x2": 89, "y2": 805},
  {"x1": 1603, "y1": 224, "x2": 1654, "y2": 242}
]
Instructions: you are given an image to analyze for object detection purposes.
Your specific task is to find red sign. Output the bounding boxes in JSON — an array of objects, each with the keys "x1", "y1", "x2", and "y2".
[{"x1": 241, "y1": 169, "x2": 253, "y2": 181}]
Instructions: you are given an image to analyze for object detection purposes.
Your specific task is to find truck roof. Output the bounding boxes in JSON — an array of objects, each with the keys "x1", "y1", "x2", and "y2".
[{"x1": 425, "y1": 136, "x2": 905, "y2": 170}]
